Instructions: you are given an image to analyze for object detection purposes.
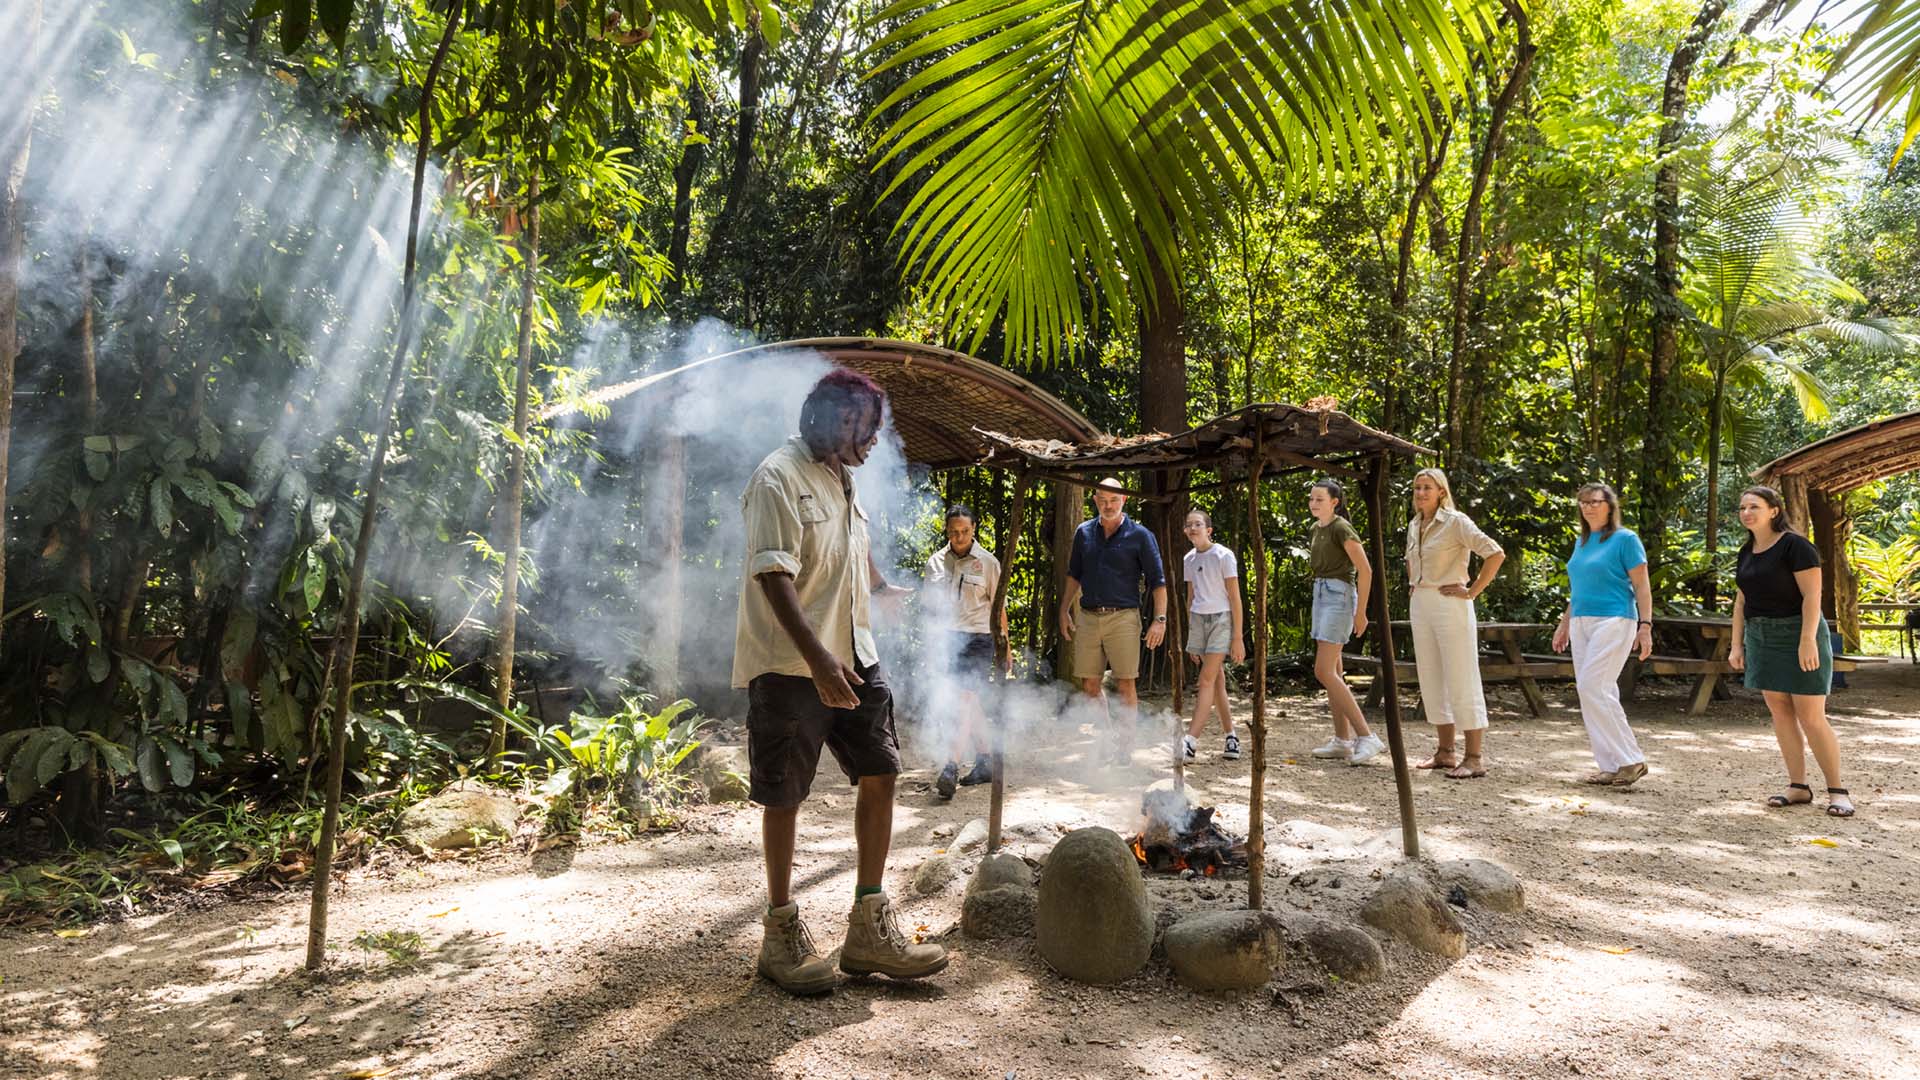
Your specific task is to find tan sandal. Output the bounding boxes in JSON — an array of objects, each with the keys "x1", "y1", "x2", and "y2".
[
  {"x1": 1444, "y1": 756, "x2": 1487, "y2": 780},
  {"x1": 1416, "y1": 750, "x2": 1458, "y2": 770},
  {"x1": 1581, "y1": 769, "x2": 1617, "y2": 785}
]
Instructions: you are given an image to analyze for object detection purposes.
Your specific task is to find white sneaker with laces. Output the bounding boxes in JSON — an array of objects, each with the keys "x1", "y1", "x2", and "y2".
[
  {"x1": 1349, "y1": 734, "x2": 1385, "y2": 765},
  {"x1": 1310, "y1": 737, "x2": 1354, "y2": 760},
  {"x1": 1223, "y1": 734, "x2": 1241, "y2": 760},
  {"x1": 1180, "y1": 734, "x2": 1197, "y2": 763}
]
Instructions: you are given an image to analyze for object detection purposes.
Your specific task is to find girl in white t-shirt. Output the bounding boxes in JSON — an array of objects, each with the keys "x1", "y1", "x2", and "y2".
[{"x1": 1180, "y1": 510, "x2": 1245, "y2": 762}]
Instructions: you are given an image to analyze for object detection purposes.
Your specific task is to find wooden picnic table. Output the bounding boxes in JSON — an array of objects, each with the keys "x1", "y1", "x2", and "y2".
[
  {"x1": 1349, "y1": 621, "x2": 1567, "y2": 719},
  {"x1": 1643, "y1": 616, "x2": 1889, "y2": 714}
]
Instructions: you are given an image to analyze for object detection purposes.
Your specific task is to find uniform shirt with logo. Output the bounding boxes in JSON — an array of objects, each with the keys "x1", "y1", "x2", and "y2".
[{"x1": 925, "y1": 543, "x2": 1002, "y2": 634}]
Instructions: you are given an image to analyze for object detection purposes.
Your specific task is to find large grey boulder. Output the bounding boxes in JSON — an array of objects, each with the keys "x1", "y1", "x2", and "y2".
[
  {"x1": 1361, "y1": 866, "x2": 1466, "y2": 958},
  {"x1": 962, "y1": 853, "x2": 1036, "y2": 939},
  {"x1": 1035, "y1": 827, "x2": 1153, "y2": 984},
  {"x1": 397, "y1": 787, "x2": 519, "y2": 852},
  {"x1": 1163, "y1": 911, "x2": 1285, "y2": 992},
  {"x1": 1300, "y1": 921, "x2": 1388, "y2": 984},
  {"x1": 1435, "y1": 858, "x2": 1525, "y2": 913}
]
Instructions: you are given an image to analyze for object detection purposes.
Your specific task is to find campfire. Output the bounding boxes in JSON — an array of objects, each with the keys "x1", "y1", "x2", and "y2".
[{"x1": 1129, "y1": 786, "x2": 1249, "y2": 877}]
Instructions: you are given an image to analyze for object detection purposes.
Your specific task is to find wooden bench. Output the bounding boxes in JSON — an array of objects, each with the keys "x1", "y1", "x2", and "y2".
[{"x1": 1345, "y1": 650, "x2": 1575, "y2": 720}]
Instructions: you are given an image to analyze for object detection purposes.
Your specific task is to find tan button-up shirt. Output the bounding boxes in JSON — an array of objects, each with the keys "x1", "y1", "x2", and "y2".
[
  {"x1": 925, "y1": 544, "x2": 1001, "y2": 634},
  {"x1": 731, "y1": 437, "x2": 877, "y2": 687},
  {"x1": 1405, "y1": 507, "x2": 1503, "y2": 589}
]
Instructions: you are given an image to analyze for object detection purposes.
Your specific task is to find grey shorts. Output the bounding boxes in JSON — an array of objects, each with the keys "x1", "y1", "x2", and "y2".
[
  {"x1": 1188, "y1": 610, "x2": 1232, "y2": 654},
  {"x1": 1310, "y1": 578, "x2": 1358, "y2": 644}
]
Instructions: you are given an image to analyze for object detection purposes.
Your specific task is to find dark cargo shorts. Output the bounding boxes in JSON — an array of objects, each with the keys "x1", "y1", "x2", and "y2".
[{"x1": 746, "y1": 661, "x2": 901, "y2": 807}]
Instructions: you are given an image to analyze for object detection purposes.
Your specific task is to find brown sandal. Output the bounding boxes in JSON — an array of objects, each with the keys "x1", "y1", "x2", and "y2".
[
  {"x1": 1417, "y1": 750, "x2": 1458, "y2": 770},
  {"x1": 1444, "y1": 756, "x2": 1487, "y2": 780}
]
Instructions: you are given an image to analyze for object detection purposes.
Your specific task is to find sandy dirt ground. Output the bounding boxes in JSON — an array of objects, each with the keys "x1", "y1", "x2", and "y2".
[{"x1": 5, "y1": 664, "x2": 1920, "y2": 1080}]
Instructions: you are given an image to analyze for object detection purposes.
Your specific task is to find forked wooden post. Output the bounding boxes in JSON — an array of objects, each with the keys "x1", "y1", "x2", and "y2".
[
  {"x1": 986, "y1": 470, "x2": 1029, "y2": 854},
  {"x1": 1245, "y1": 436, "x2": 1269, "y2": 909},
  {"x1": 1367, "y1": 455, "x2": 1419, "y2": 857}
]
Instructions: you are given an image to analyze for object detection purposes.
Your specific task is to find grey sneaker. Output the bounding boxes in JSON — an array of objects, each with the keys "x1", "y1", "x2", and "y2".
[
  {"x1": 1349, "y1": 734, "x2": 1385, "y2": 765},
  {"x1": 840, "y1": 893, "x2": 948, "y2": 980},
  {"x1": 758, "y1": 903, "x2": 838, "y2": 995}
]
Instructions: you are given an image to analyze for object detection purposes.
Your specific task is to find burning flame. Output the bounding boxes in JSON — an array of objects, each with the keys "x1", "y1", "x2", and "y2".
[{"x1": 1130, "y1": 835, "x2": 1218, "y2": 876}]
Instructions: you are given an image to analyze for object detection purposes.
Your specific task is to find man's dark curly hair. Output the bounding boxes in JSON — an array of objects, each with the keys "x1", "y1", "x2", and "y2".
[{"x1": 799, "y1": 368, "x2": 888, "y2": 456}]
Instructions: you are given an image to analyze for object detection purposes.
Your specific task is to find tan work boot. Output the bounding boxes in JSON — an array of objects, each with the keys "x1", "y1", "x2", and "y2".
[
  {"x1": 758, "y1": 902, "x2": 838, "y2": 995},
  {"x1": 839, "y1": 893, "x2": 949, "y2": 980}
]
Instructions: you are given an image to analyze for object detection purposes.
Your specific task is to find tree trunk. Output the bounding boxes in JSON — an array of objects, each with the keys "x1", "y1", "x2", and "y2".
[
  {"x1": 489, "y1": 167, "x2": 540, "y2": 758},
  {"x1": 705, "y1": 32, "x2": 763, "y2": 278},
  {"x1": 1703, "y1": 363, "x2": 1728, "y2": 607},
  {"x1": 76, "y1": 247, "x2": 97, "y2": 594},
  {"x1": 665, "y1": 74, "x2": 709, "y2": 310},
  {"x1": 1446, "y1": 5, "x2": 1533, "y2": 471},
  {"x1": 1140, "y1": 239, "x2": 1186, "y2": 683},
  {"x1": 1643, "y1": 0, "x2": 1729, "y2": 584},
  {"x1": 0, "y1": 0, "x2": 41, "y2": 656},
  {"x1": 307, "y1": 6, "x2": 463, "y2": 971}
]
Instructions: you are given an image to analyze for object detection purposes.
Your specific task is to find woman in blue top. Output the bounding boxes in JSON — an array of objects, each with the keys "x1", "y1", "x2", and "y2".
[{"x1": 1550, "y1": 483, "x2": 1653, "y2": 786}]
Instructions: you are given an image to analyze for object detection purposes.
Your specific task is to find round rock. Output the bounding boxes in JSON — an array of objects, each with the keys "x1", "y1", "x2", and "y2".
[
  {"x1": 952, "y1": 818, "x2": 990, "y2": 854},
  {"x1": 397, "y1": 787, "x2": 518, "y2": 852},
  {"x1": 1302, "y1": 921, "x2": 1388, "y2": 983},
  {"x1": 1436, "y1": 858, "x2": 1525, "y2": 913},
  {"x1": 962, "y1": 885, "x2": 1036, "y2": 939},
  {"x1": 912, "y1": 854, "x2": 958, "y2": 896},
  {"x1": 1163, "y1": 911, "x2": 1285, "y2": 991},
  {"x1": 1035, "y1": 827, "x2": 1153, "y2": 984},
  {"x1": 1360, "y1": 867, "x2": 1466, "y2": 958},
  {"x1": 971, "y1": 852, "x2": 1034, "y2": 893}
]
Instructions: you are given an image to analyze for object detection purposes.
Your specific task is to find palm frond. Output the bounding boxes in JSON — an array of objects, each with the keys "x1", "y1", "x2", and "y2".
[
  {"x1": 863, "y1": 0, "x2": 1494, "y2": 366},
  {"x1": 1829, "y1": 0, "x2": 1920, "y2": 164}
]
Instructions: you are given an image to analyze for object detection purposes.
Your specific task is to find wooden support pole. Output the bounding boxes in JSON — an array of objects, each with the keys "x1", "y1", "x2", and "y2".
[
  {"x1": 1246, "y1": 443, "x2": 1269, "y2": 909},
  {"x1": 1050, "y1": 481, "x2": 1081, "y2": 684},
  {"x1": 1159, "y1": 510, "x2": 1187, "y2": 791},
  {"x1": 1367, "y1": 455, "x2": 1419, "y2": 858},
  {"x1": 986, "y1": 470, "x2": 1029, "y2": 854}
]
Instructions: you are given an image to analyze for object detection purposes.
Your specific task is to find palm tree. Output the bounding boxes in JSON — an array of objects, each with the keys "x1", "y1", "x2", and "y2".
[
  {"x1": 1832, "y1": 0, "x2": 1920, "y2": 164},
  {"x1": 863, "y1": 0, "x2": 1498, "y2": 366},
  {"x1": 1683, "y1": 150, "x2": 1915, "y2": 603}
]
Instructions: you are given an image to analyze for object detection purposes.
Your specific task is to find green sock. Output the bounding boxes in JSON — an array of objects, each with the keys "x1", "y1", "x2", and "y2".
[{"x1": 855, "y1": 884, "x2": 883, "y2": 900}]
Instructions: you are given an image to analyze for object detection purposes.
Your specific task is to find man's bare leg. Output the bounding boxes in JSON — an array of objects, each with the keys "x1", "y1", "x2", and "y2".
[
  {"x1": 763, "y1": 803, "x2": 800, "y2": 908},
  {"x1": 853, "y1": 775, "x2": 895, "y2": 889},
  {"x1": 1115, "y1": 676, "x2": 1140, "y2": 755}
]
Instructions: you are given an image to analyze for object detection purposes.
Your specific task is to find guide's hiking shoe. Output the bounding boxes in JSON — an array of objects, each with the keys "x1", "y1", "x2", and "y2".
[
  {"x1": 935, "y1": 761, "x2": 959, "y2": 799},
  {"x1": 1310, "y1": 737, "x2": 1354, "y2": 760},
  {"x1": 1181, "y1": 734, "x2": 1198, "y2": 763},
  {"x1": 1223, "y1": 734, "x2": 1242, "y2": 761},
  {"x1": 758, "y1": 903, "x2": 838, "y2": 996},
  {"x1": 840, "y1": 893, "x2": 949, "y2": 980},
  {"x1": 958, "y1": 754, "x2": 993, "y2": 786},
  {"x1": 1349, "y1": 734, "x2": 1385, "y2": 766}
]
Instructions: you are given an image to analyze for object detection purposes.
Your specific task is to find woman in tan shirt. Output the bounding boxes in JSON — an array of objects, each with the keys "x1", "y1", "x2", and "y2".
[{"x1": 1404, "y1": 468, "x2": 1505, "y2": 779}]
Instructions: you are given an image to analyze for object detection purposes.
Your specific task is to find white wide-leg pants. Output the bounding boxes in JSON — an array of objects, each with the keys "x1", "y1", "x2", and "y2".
[
  {"x1": 1570, "y1": 616, "x2": 1646, "y2": 771},
  {"x1": 1408, "y1": 589, "x2": 1488, "y2": 731}
]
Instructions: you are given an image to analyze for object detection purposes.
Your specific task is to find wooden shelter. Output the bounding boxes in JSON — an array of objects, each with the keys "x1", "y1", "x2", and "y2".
[
  {"x1": 1759, "y1": 409, "x2": 1920, "y2": 647},
  {"x1": 975, "y1": 402, "x2": 1435, "y2": 907}
]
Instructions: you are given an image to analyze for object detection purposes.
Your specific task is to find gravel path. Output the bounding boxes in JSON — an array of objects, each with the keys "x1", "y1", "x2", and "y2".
[{"x1": 5, "y1": 665, "x2": 1918, "y2": 1080}]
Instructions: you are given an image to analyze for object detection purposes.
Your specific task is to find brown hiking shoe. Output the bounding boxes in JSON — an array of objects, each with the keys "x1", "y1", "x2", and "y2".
[
  {"x1": 758, "y1": 903, "x2": 838, "y2": 995},
  {"x1": 840, "y1": 893, "x2": 949, "y2": 980}
]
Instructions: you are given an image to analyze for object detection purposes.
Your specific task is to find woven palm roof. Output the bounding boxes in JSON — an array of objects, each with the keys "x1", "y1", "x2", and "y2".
[
  {"x1": 569, "y1": 337, "x2": 1098, "y2": 469},
  {"x1": 1758, "y1": 409, "x2": 1920, "y2": 494},
  {"x1": 975, "y1": 401, "x2": 1433, "y2": 480}
]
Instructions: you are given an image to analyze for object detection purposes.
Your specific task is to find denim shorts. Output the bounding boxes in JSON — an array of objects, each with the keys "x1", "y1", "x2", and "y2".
[{"x1": 1310, "y1": 578, "x2": 1358, "y2": 644}]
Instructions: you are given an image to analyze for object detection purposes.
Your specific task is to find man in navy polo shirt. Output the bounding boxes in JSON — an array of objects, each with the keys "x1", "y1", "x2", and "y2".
[{"x1": 1058, "y1": 477, "x2": 1167, "y2": 764}]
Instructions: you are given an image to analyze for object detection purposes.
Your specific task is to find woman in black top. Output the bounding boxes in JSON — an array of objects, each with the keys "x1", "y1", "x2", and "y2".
[{"x1": 1727, "y1": 486, "x2": 1852, "y2": 817}]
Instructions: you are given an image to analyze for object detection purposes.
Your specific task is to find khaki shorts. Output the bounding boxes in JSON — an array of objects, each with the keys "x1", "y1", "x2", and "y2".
[{"x1": 1072, "y1": 606, "x2": 1142, "y2": 680}]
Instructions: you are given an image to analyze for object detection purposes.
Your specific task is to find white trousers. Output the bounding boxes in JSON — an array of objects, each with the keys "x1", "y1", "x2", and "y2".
[
  {"x1": 1409, "y1": 589, "x2": 1488, "y2": 731},
  {"x1": 1570, "y1": 616, "x2": 1646, "y2": 771}
]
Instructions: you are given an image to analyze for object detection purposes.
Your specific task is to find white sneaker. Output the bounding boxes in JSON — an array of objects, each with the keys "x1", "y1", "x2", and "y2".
[
  {"x1": 1180, "y1": 734, "x2": 1197, "y2": 762},
  {"x1": 1349, "y1": 734, "x2": 1385, "y2": 765},
  {"x1": 1310, "y1": 737, "x2": 1354, "y2": 760},
  {"x1": 1222, "y1": 734, "x2": 1241, "y2": 760}
]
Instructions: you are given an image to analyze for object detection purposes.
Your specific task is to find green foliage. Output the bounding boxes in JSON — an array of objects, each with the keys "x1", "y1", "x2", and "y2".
[{"x1": 508, "y1": 696, "x2": 707, "y2": 830}]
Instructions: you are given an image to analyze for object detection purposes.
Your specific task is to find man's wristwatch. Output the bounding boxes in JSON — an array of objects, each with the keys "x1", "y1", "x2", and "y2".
[{"x1": 1153, "y1": 615, "x2": 1167, "y2": 623}]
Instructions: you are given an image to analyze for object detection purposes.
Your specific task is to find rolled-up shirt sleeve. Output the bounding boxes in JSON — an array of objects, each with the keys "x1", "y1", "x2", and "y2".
[
  {"x1": 1460, "y1": 514, "x2": 1503, "y2": 559},
  {"x1": 1141, "y1": 530, "x2": 1167, "y2": 590},
  {"x1": 743, "y1": 478, "x2": 804, "y2": 578}
]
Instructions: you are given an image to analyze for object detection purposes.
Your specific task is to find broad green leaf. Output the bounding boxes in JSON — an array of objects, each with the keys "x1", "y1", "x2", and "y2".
[
  {"x1": 135, "y1": 737, "x2": 165, "y2": 793},
  {"x1": 280, "y1": 0, "x2": 312, "y2": 53},
  {"x1": 149, "y1": 480, "x2": 174, "y2": 539},
  {"x1": 317, "y1": 0, "x2": 354, "y2": 48},
  {"x1": 157, "y1": 735, "x2": 196, "y2": 788}
]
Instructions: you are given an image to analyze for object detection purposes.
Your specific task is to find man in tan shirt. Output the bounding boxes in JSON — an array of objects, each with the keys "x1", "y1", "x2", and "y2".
[{"x1": 733, "y1": 369, "x2": 947, "y2": 995}]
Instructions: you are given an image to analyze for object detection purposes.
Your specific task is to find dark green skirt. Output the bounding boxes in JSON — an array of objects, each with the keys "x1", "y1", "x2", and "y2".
[{"x1": 1742, "y1": 614, "x2": 1832, "y2": 696}]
